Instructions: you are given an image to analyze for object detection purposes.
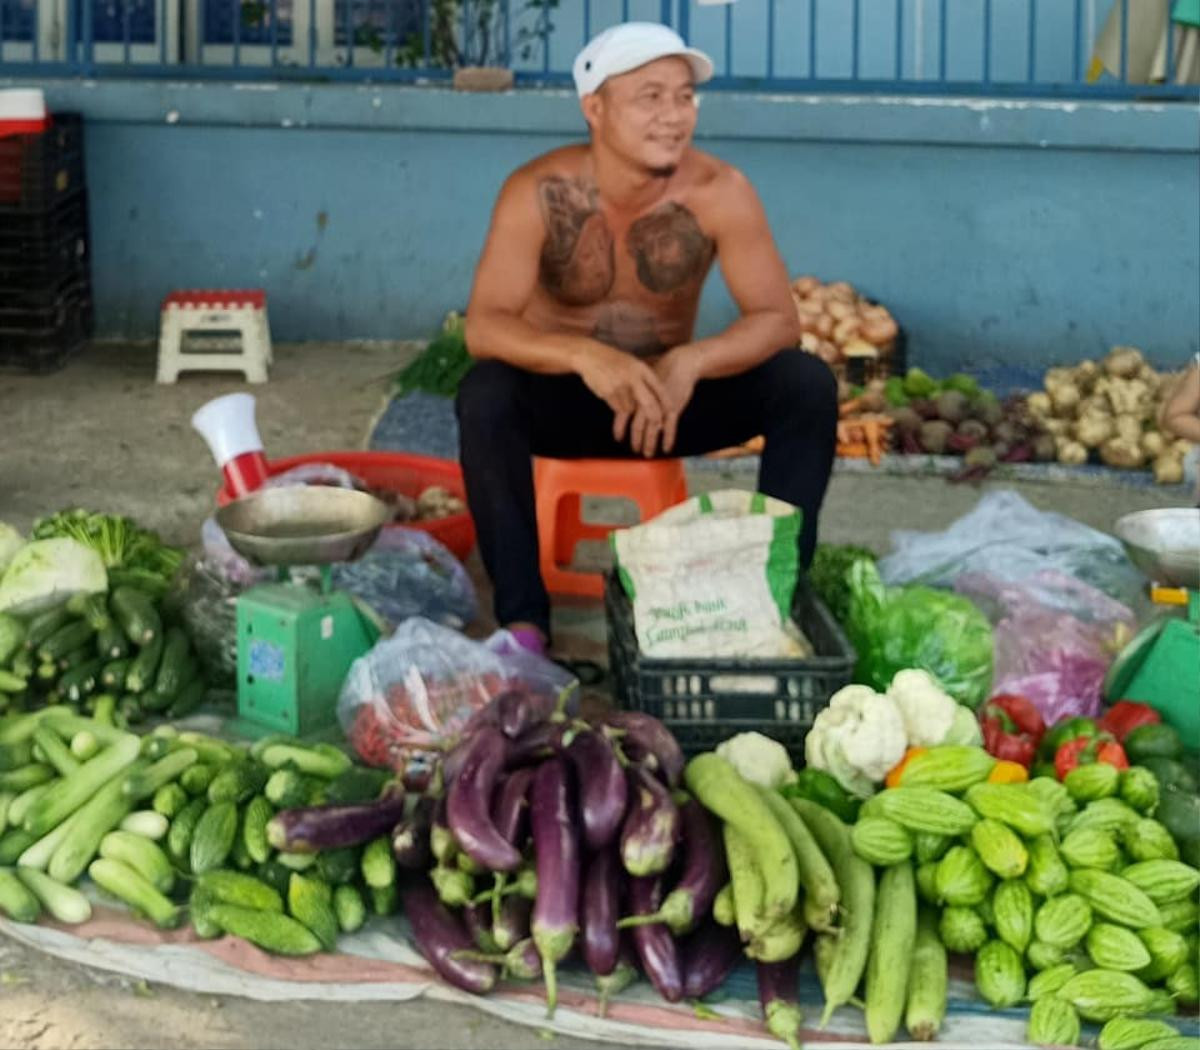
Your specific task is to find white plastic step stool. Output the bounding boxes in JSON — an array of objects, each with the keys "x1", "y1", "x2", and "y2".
[{"x1": 157, "y1": 289, "x2": 272, "y2": 384}]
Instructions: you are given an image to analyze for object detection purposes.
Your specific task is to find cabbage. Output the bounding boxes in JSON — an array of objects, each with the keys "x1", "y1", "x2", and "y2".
[
  {"x1": 845, "y1": 560, "x2": 994, "y2": 708},
  {"x1": 0, "y1": 538, "x2": 107, "y2": 616},
  {"x1": 0, "y1": 522, "x2": 22, "y2": 574}
]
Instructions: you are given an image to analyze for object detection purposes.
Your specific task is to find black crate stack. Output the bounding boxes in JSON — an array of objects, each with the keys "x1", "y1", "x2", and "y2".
[{"x1": 0, "y1": 113, "x2": 94, "y2": 373}]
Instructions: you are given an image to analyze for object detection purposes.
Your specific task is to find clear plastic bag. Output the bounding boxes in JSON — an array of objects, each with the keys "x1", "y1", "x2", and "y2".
[
  {"x1": 331, "y1": 527, "x2": 476, "y2": 630},
  {"x1": 846, "y1": 560, "x2": 994, "y2": 708},
  {"x1": 954, "y1": 569, "x2": 1135, "y2": 724},
  {"x1": 878, "y1": 489, "x2": 1145, "y2": 616},
  {"x1": 178, "y1": 554, "x2": 249, "y2": 687},
  {"x1": 337, "y1": 618, "x2": 578, "y2": 777}
]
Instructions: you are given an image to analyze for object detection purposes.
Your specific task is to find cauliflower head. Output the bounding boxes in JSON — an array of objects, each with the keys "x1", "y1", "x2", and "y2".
[
  {"x1": 805, "y1": 685, "x2": 907, "y2": 798},
  {"x1": 888, "y1": 668, "x2": 960, "y2": 749},
  {"x1": 715, "y1": 732, "x2": 796, "y2": 789}
]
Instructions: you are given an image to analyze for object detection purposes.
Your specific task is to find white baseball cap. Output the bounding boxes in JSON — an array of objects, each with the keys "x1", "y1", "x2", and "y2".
[{"x1": 572, "y1": 22, "x2": 714, "y2": 98}]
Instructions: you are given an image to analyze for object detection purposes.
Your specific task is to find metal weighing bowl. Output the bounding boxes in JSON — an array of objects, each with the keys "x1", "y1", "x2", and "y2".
[
  {"x1": 1113, "y1": 507, "x2": 1200, "y2": 589},
  {"x1": 216, "y1": 486, "x2": 391, "y2": 566}
]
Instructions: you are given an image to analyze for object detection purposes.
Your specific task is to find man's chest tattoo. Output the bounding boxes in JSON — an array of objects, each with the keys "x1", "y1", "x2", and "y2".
[
  {"x1": 537, "y1": 176, "x2": 615, "y2": 306},
  {"x1": 626, "y1": 202, "x2": 714, "y2": 295}
]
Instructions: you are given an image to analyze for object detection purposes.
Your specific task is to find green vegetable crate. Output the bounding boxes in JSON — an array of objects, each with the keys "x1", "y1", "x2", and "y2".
[{"x1": 604, "y1": 573, "x2": 855, "y2": 759}]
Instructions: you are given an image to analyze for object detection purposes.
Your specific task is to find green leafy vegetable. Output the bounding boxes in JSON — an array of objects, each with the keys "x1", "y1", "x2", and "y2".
[
  {"x1": 31, "y1": 510, "x2": 183, "y2": 596},
  {"x1": 809, "y1": 544, "x2": 876, "y2": 626},
  {"x1": 394, "y1": 311, "x2": 473, "y2": 399}
]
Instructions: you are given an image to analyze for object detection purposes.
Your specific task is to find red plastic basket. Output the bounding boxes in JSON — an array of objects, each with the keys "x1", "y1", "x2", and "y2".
[{"x1": 215, "y1": 450, "x2": 476, "y2": 561}]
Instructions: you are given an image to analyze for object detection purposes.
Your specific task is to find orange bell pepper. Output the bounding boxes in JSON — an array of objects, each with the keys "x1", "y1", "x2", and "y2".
[
  {"x1": 885, "y1": 747, "x2": 928, "y2": 789},
  {"x1": 987, "y1": 759, "x2": 1030, "y2": 784}
]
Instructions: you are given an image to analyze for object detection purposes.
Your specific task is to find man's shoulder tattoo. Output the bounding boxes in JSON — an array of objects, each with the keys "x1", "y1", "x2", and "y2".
[
  {"x1": 626, "y1": 202, "x2": 715, "y2": 295},
  {"x1": 537, "y1": 175, "x2": 615, "y2": 306}
]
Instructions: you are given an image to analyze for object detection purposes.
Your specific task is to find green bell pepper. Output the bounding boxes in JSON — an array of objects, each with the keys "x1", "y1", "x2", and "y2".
[
  {"x1": 782, "y1": 768, "x2": 861, "y2": 824},
  {"x1": 1040, "y1": 717, "x2": 1098, "y2": 759}
]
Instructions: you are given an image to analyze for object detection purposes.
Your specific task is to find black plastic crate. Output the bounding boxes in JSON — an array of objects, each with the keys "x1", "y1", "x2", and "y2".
[
  {"x1": 0, "y1": 114, "x2": 86, "y2": 215},
  {"x1": 0, "y1": 281, "x2": 93, "y2": 374},
  {"x1": 0, "y1": 188, "x2": 88, "y2": 246},
  {"x1": 605, "y1": 572, "x2": 856, "y2": 759}
]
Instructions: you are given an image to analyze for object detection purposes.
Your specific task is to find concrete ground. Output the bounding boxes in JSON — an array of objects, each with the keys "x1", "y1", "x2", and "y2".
[{"x1": 0, "y1": 341, "x2": 1190, "y2": 1050}]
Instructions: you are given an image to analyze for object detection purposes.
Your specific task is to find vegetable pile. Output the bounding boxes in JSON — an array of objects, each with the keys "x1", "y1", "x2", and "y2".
[
  {"x1": 791, "y1": 276, "x2": 900, "y2": 367},
  {"x1": 1026, "y1": 346, "x2": 1190, "y2": 483},
  {"x1": 0, "y1": 706, "x2": 400, "y2": 955},
  {"x1": 31, "y1": 509, "x2": 184, "y2": 597},
  {"x1": 0, "y1": 583, "x2": 207, "y2": 725},
  {"x1": 850, "y1": 741, "x2": 1199, "y2": 1045},
  {"x1": 878, "y1": 368, "x2": 1058, "y2": 475}
]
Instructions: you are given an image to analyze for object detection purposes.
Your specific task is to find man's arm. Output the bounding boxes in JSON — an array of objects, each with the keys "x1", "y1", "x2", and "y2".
[
  {"x1": 1159, "y1": 362, "x2": 1200, "y2": 443},
  {"x1": 464, "y1": 171, "x2": 593, "y2": 375},
  {"x1": 464, "y1": 169, "x2": 667, "y2": 438},
  {"x1": 683, "y1": 170, "x2": 800, "y2": 380}
]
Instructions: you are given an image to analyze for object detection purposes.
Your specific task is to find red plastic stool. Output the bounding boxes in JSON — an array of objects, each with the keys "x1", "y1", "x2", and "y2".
[{"x1": 534, "y1": 457, "x2": 688, "y2": 598}]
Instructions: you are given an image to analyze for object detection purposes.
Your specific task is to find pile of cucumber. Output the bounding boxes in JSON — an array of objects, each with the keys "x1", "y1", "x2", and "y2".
[
  {"x1": 0, "y1": 586, "x2": 207, "y2": 723},
  {"x1": 0, "y1": 706, "x2": 398, "y2": 959}
]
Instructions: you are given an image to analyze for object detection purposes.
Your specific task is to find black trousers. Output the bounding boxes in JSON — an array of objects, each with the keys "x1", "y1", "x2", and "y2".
[{"x1": 455, "y1": 349, "x2": 838, "y2": 637}]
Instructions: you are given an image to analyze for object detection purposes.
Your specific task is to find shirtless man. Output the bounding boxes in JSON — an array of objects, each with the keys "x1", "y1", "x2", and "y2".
[{"x1": 457, "y1": 22, "x2": 838, "y2": 652}]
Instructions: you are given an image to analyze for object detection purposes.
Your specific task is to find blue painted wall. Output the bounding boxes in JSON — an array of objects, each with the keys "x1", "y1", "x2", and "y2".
[{"x1": 8, "y1": 78, "x2": 1200, "y2": 372}]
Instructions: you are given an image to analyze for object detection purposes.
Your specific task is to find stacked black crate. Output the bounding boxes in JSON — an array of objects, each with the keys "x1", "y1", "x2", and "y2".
[{"x1": 0, "y1": 113, "x2": 94, "y2": 373}]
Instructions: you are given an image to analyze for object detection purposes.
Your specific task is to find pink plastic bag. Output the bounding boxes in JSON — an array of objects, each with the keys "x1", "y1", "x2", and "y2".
[{"x1": 955, "y1": 569, "x2": 1135, "y2": 724}]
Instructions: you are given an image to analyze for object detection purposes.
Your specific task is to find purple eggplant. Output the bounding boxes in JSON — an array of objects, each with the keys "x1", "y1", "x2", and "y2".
[
  {"x1": 463, "y1": 900, "x2": 499, "y2": 954},
  {"x1": 447, "y1": 726, "x2": 521, "y2": 872},
  {"x1": 493, "y1": 894, "x2": 532, "y2": 953},
  {"x1": 392, "y1": 795, "x2": 434, "y2": 870},
  {"x1": 403, "y1": 879, "x2": 498, "y2": 996},
  {"x1": 619, "y1": 767, "x2": 680, "y2": 877},
  {"x1": 595, "y1": 937, "x2": 639, "y2": 1018},
  {"x1": 620, "y1": 798, "x2": 725, "y2": 934},
  {"x1": 681, "y1": 919, "x2": 741, "y2": 999},
  {"x1": 581, "y1": 847, "x2": 622, "y2": 977},
  {"x1": 496, "y1": 688, "x2": 558, "y2": 739},
  {"x1": 756, "y1": 958, "x2": 803, "y2": 1050},
  {"x1": 265, "y1": 786, "x2": 406, "y2": 854},
  {"x1": 505, "y1": 721, "x2": 569, "y2": 768},
  {"x1": 450, "y1": 937, "x2": 543, "y2": 982},
  {"x1": 490, "y1": 767, "x2": 534, "y2": 848},
  {"x1": 430, "y1": 794, "x2": 456, "y2": 864},
  {"x1": 530, "y1": 757, "x2": 580, "y2": 1018},
  {"x1": 566, "y1": 730, "x2": 628, "y2": 851},
  {"x1": 627, "y1": 876, "x2": 683, "y2": 1003},
  {"x1": 603, "y1": 711, "x2": 684, "y2": 788}
]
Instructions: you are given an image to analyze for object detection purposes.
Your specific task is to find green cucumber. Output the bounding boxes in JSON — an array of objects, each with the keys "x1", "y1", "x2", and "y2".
[
  {"x1": 0, "y1": 866, "x2": 41, "y2": 922},
  {"x1": 37, "y1": 619, "x2": 95, "y2": 664},
  {"x1": 109, "y1": 588, "x2": 161, "y2": 647},
  {"x1": 23, "y1": 608, "x2": 72, "y2": 652},
  {"x1": 151, "y1": 628, "x2": 192, "y2": 701},
  {"x1": 123, "y1": 634, "x2": 164, "y2": 695},
  {"x1": 167, "y1": 678, "x2": 207, "y2": 720},
  {"x1": 100, "y1": 659, "x2": 131, "y2": 692},
  {"x1": 190, "y1": 801, "x2": 238, "y2": 874},
  {"x1": 59, "y1": 658, "x2": 105, "y2": 703},
  {"x1": 95, "y1": 622, "x2": 129, "y2": 662}
]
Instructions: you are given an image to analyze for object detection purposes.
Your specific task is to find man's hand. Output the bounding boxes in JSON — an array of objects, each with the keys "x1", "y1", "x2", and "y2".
[
  {"x1": 652, "y1": 346, "x2": 702, "y2": 455},
  {"x1": 575, "y1": 344, "x2": 669, "y2": 448}
]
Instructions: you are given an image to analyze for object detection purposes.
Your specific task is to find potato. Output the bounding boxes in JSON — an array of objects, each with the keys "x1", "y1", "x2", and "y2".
[
  {"x1": 1104, "y1": 345, "x2": 1144, "y2": 378},
  {"x1": 1050, "y1": 383, "x2": 1082, "y2": 415},
  {"x1": 792, "y1": 275, "x2": 821, "y2": 296},
  {"x1": 1072, "y1": 360, "x2": 1100, "y2": 389},
  {"x1": 1074, "y1": 412, "x2": 1114, "y2": 449},
  {"x1": 1113, "y1": 414, "x2": 1143, "y2": 444},
  {"x1": 860, "y1": 316, "x2": 899, "y2": 346},
  {"x1": 1044, "y1": 367, "x2": 1074, "y2": 392},
  {"x1": 1153, "y1": 453, "x2": 1185, "y2": 485},
  {"x1": 1057, "y1": 439, "x2": 1088, "y2": 465},
  {"x1": 1041, "y1": 417, "x2": 1069, "y2": 437},
  {"x1": 1141, "y1": 431, "x2": 1167, "y2": 458},
  {"x1": 815, "y1": 314, "x2": 835, "y2": 339},
  {"x1": 832, "y1": 318, "x2": 862, "y2": 345},
  {"x1": 827, "y1": 281, "x2": 856, "y2": 303},
  {"x1": 826, "y1": 300, "x2": 854, "y2": 321},
  {"x1": 1099, "y1": 437, "x2": 1145, "y2": 470},
  {"x1": 1026, "y1": 391, "x2": 1052, "y2": 418}
]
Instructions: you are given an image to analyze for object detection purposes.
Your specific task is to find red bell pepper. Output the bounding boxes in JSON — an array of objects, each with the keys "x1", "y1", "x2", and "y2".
[
  {"x1": 980, "y1": 694, "x2": 1046, "y2": 770},
  {"x1": 1098, "y1": 700, "x2": 1161, "y2": 742},
  {"x1": 1053, "y1": 734, "x2": 1130, "y2": 780}
]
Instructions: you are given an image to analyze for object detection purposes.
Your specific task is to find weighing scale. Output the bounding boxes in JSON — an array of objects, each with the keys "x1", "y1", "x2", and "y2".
[
  {"x1": 1105, "y1": 508, "x2": 1200, "y2": 745},
  {"x1": 215, "y1": 486, "x2": 390, "y2": 738}
]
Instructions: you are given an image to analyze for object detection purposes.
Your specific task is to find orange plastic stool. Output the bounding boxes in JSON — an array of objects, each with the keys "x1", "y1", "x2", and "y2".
[{"x1": 534, "y1": 457, "x2": 688, "y2": 598}]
